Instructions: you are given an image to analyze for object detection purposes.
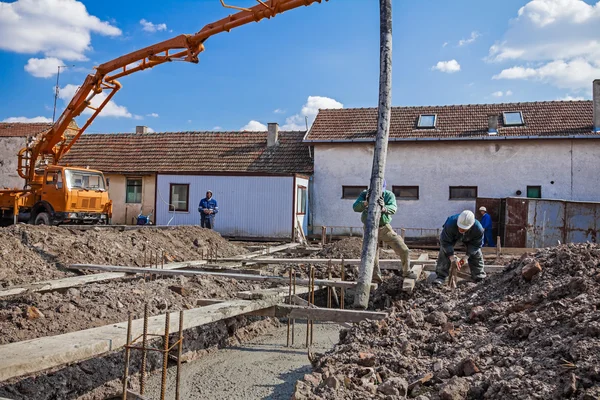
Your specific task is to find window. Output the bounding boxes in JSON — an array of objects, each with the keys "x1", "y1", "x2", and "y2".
[
  {"x1": 342, "y1": 186, "x2": 367, "y2": 199},
  {"x1": 417, "y1": 114, "x2": 437, "y2": 128},
  {"x1": 65, "y1": 169, "x2": 105, "y2": 191},
  {"x1": 126, "y1": 178, "x2": 142, "y2": 204},
  {"x1": 503, "y1": 111, "x2": 524, "y2": 126},
  {"x1": 392, "y1": 186, "x2": 419, "y2": 200},
  {"x1": 297, "y1": 186, "x2": 307, "y2": 214},
  {"x1": 169, "y1": 184, "x2": 189, "y2": 212},
  {"x1": 527, "y1": 186, "x2": 542, "y2": 199},
  {"x1": 449, "y1": 186, "x2": 478, "y2": 200}
]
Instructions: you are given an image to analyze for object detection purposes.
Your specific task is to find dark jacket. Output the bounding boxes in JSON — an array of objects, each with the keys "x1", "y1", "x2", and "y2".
[
  {"x1": 198, "y1": 198, "x2": 218, "y2": 217},
  {"x1": 440, "y1": 214, "x2": 484, "y2": 257}
]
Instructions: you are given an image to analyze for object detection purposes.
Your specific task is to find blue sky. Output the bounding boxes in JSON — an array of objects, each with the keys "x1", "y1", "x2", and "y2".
[{"x1": 1, "y1": 0, "x2": 599, "y2": 133}]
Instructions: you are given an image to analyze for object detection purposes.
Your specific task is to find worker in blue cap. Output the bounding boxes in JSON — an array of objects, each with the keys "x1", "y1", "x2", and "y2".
[{"x1": 353, "y1": 179, "x2": 410, "y2": 283}]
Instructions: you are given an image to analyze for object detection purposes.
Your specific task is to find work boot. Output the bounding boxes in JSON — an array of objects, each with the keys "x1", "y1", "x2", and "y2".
[
  {"x1": 432, "y1": 278, "x2": 445, "y2": 286},
  {"x1": 472, "y1": 275, "x2": 486, "y2": 283}
]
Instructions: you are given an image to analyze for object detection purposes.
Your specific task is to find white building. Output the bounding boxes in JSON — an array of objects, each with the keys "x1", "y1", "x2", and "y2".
[
  {"x1": 305, "y1": 84, "x2": 600, "y2": 238},
  {"x1": 63, "y1": 123, "x2": 312, "y2": 240}
]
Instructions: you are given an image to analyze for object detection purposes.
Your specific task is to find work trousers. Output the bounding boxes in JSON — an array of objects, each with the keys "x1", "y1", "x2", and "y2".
[
  {"x1": 483, "y1": 230, "x2": 496, "y2": 247},
  {"x1": 435, "y1": 247, "x2": 486, "y2": 281},
  {"x1": 201, "y1": 215, "x2": 214, "y2": 229},
  {"x1": 370, "y1": 224, "x2": 410, "y2": 282}
]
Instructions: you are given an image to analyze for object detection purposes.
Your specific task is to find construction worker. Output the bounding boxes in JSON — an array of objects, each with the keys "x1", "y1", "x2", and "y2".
[
  {"x1": 433, "y1": 210, "x2": 485, "y2": 286},
  {"x1": 352, "y1": 180, "x2": 410, "y2": 283},
  {"x1": 479, "y1": 206, "x2": 495, "y2": 247},
  {"x1": 198, "y1": 190, "x2": 218, "y2": 229}
]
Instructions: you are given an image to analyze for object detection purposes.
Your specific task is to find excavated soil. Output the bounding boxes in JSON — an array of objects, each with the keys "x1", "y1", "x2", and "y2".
[
  {"x1": 0, "y1": 225, "x2": 246, "y2": 287},
  {"x1": 0, "y1": 275, "x2": 271, "y2": 344},
  {"x1": 317, "y1": 237, "x2": 402, "y2": 259},
  {"x1": 295, "y1": 243, "x2": 600, "y2": 400}
]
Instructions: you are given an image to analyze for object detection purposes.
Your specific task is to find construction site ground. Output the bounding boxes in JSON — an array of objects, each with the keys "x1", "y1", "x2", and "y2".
[{"x1": 2, "y1": 226, "x2": 589, "y2": 400}]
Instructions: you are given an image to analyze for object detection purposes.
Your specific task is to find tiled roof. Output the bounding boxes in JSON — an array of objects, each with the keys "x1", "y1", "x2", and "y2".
[
  {"x1": 60, "y1": 131, "x2": 313, "y2": 175},
  {"x1": 306, "y1": 101, "x2": 597, "y2": 142},
  {"x1": 0, "y1": 123, "x2": 51, "y2": 138}
]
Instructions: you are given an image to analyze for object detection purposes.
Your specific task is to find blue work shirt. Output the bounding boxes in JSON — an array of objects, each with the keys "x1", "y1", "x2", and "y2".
[
  {"x1": 440, "y1": 214, "x2": 484, "y2": 257},
  {"x1": 480, "y1": 213, "x2": 492, "y2": 230},
  {"x1": 198, "y1": 197, "x2": 218, "y2": 216}
]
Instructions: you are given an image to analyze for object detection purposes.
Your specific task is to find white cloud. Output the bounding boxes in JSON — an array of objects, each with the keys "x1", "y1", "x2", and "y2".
[
  {"x1": 506, "y1": 90, "x2": 513, "y2": 96},
  {"x1": 458, "y1": 31, "x2": 481, "y2": 46},
  {"x1": 558, "y1": 94, "x2": 585, "y2": 100},
  {"x1": 212, "y1": 126, "x2": 222, "y2": 130},
  {"x1": 432, "y1": 59, "x2": 461, "y2": 73},
  {"x1": 187, "y1": 119, "x2": 192, "y2": 123},
  {"x1": 0, "y1": 0, "x2": 121, "y2": 73},
  {"x1": 133, "y1": 115, "x2": 143, "y2": 120},
  {"x1": 58, "y1": 84, "x2": 132, "y2": 118},
  {"x1": 146, "y1": 127, "x2": 155, "y2": 133},
  {"x1": 2, "y1": 116, "x2": 52, "y2": 123},
  {"x1": 147, "y1": 113, "x2": 159, "y2": 118},
  {"x1": 241, "y1": 120, "x2": 267, "y2": 131},
  {"x1": 140, "y1": 19, "x2": 167, "y2": 32},
  {"x1": 273, "y1": 108, "x2": 286, "y2": 114},
  {"x1": 491, "y1": 91, "x2": 504, "y2": 97},
  {"x1": 281, "y1": 96, "x2": 343, "y2": 130},
  {"x1": 24, "y1": 57, "x2": 65, "y2": 78},
  {"x1": 488, "y1": 0, "x2": 600, "y2": 90},
  {"x1": 442, "y1": 42, "x2": 448, "y2": 48}
]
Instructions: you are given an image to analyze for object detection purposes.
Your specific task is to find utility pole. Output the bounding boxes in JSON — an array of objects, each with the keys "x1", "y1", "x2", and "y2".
[
  {"x1": 353, "y1": 0, "x2": 393, "y2": 310},
  {"x1": 53, "y1": 65, "x2": 71, "y2": 123}
]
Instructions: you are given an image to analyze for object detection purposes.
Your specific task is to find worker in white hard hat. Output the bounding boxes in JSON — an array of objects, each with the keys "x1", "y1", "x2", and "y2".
[
  {"x1": 198, "y1": 190, "x2": 218, "y2": 229},
  {"x1": 479, "y1": 206, "x2": 496, "y2": 247},
  {"x1": 432, "y1": 210, "x2": 485, "y2": 286}
]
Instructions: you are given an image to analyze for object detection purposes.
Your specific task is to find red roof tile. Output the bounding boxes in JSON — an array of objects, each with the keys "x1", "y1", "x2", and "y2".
[
  {"x1": 0, "y1": 123, "x2": 51, "y2": 138},
  {"x1": 306, "y1": 101, "x2": 597, "y2": 141},
  {"x1": 60, "y1": 131, "x2": 313, "y2": 175}
]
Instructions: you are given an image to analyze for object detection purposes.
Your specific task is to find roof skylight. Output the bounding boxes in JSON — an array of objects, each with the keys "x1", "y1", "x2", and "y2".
[
  {"x1": 503, "y1": 111, "x2": 524, "y2": 126},
  {"x1": 417, "y1": 114, "x2": 436, "y2": 128}
]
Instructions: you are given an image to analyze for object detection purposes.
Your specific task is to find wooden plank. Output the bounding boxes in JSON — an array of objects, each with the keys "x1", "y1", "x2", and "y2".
[
  {"x1": 218, "y1": 257, "x2": 437, "y2": 266},
  {"x1": 289, "y1": 295, "x2": 316, "y2": 308},
  {"x1": 0, "y1": 260, "x2": 208, "y2": 299},
  {"x1": 68, "y1": 264, "x2": 375, "y2": 290},
  {"x1": 0, "y1": 296, "x2": 284, "y2": 382},
  {"x1": 417, "y1": 253, "x2": 429, "y2": 261},
  {"x1": 268, "y1": 305, "x2": 388, "y2": 323},
  {"x1": 237, "y1": 286, "x2": 310, "y2": 300},
  {"x1": 402, "y1": 278, "x2": 415, "y2": 293},
  {"x1": 230, "y1": 242, "x2": 300, "y2": 260},
  {"x1": 195, "y1": 298, "x2": 227, "y2": 306},
  {"x1": 396, "y1": 264, "x2": 505, "y2": 273},
  {"x1": 402, "y1": 264, "x2": 424, "y2": 293}
]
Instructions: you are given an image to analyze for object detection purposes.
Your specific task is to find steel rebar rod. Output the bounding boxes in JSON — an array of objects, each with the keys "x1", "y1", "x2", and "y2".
[
  {"x1": 121, "y1": 312, "x2": 132, "y2": 400},
  {"x1": 140, "y1": 304, "x2": 149, "y2": 395},
  {"x1": 175, "y1": 310, "x2": 184, "y2": 400},
  {"x1": 160, "y1": 312, "x2": 170, "y2": 400}
]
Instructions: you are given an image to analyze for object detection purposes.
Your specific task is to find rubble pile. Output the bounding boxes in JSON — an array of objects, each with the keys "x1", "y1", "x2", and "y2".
[
  {"x1": 0, "y1": 225, "x2": 247, "y2": 287},
  {"x1": 317, "y1": 237, "x2": 402, "y2": 260},
  {"x1": 295, "y1": 243, "x2": 600, "y2": 399}
]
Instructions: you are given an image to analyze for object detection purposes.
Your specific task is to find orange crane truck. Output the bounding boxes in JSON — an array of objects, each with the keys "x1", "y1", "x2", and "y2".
[{"x1": 0, "y1": 0, "x2": 328, "y2": 226}]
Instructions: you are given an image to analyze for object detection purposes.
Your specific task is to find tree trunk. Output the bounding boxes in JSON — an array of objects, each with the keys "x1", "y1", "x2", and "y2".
[{"x1": 353, "y1": 0, "x2": 393, "y2": 310}]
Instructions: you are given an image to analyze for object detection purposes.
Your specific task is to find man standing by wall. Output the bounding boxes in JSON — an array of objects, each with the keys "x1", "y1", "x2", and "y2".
[
  {"x1": 433, "y1": 210, "x2": 485, "y2": 286},
  {"x1": 353, "y1": 180, "x2": 410, "y2": 283},
  {"x1": 479, "y1": 206, "x2": 495, "y2": 247},
  {"x1": 198, "y1": 190, "x2": 218, "y2": 229}
]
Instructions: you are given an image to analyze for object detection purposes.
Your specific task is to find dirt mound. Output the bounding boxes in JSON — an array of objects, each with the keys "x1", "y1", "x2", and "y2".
[
  {"x1": 295, "y1": 243, "x2": 600, "y2": 399},
  {"x1": 0, "y1": 275, "x2": 268, "y2": 344},
  {"x1": 0, "y1": 225, "x2": 247, "y2": 287},
  {"x1": 317, "y1": 237, "x2": 406, "y2": 260}
]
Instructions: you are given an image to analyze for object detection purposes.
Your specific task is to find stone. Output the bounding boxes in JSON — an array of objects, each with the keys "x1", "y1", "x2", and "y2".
[
  {"x1": 439, "y1": 376, "x2": 470, "y2": 400},
  {"x1": 522, "y1": 261, "x2": 542, "y2": 281},
  {"x1": 425, "y1": 311, "x2": 448, "y2": 326},
  {"x1": 469, "y1": 306, "x2": 486, "y2": 322},
  {"x1": 378, "y1": 377, "x2": 408, "y2": 397},
  {"x1": 460, "y1": 358, "x2": 480, "y2": 377},
  {"x1": 325, "y1": 376, "x2": 340, "y2": 390},
  {"x1": 358, "y1": 352, "x2": 376, "y2": 367},
  {"x1": 434, "y1": 361, "x2": 444, "y2": 372},
  {"x1": 25, "y1": 306, "x2": 44, "y2": 320},
  {"x1": 304, "y1": 373, "x2": 322, "y2": 387},
  {"x1": 169, "y1": 286, "x2": 189, "y2": 296}
]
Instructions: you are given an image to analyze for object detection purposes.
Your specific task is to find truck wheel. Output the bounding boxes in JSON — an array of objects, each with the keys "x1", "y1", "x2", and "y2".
[{"x1": 34, "y1": 212, "x2": 51, "y2": 225}]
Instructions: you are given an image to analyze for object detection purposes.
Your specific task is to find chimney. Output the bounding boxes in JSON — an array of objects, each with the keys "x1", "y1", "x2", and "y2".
[
  {"x1": 267, "y1": 122, "x2": 279, "y2": 147},
  {"x1": 488, "y1": 115, "x2": 498, "y2": 135},
  {"x1": 136, "y1": 125, "x2": 149, "y2": 134},
  {"x1": 594, "y1": 80, "x2": 600, "y2": 133}
]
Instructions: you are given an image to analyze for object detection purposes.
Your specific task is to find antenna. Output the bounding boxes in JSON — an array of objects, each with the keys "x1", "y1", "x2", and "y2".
[
  {"x1": 52, "y1": 65, "x2": 74, "y2": 123},
  {"x1": 305, "y1": 116, "x2": 309, "y2": 131}
]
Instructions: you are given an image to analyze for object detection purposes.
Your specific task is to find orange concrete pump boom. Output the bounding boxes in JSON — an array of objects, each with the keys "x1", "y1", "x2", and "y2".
[{"x1": 18, "y1": 0, "x2": 328, "y2": 185}]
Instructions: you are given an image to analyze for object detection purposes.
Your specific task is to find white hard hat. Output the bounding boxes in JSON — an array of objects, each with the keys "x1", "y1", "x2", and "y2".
[
  {"x1": 457, "y1": 210, "x2": 476, "y2": 230},
  {"x1": 479, "y1": 206, "x2": 487, "y2": 212}
]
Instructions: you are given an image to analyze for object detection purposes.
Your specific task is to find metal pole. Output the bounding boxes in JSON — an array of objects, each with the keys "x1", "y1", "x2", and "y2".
[
  {"x1": 292, "y1": 273, "x2": 296, "y2": 345},
  {"x1": 160, "y1": 312, "x2": 170, "y2": 400},
  {"x1": 121, "y1": 313, "x2": 132, "y2": 400},
  {"x1": 340, "y1": 259, "x2": 345, "y2": 310},
  {"x1": 287, "y1": 267, "x2": 292, "y2": 347},
  {"x1": 305, "y1": 266, "x2": 311, "y2": 348},
  {"x1": 175, "y1": 310, "x2": 184, "y2": 400},
  {"x1": 140, "y1": 304, "x2": 149, "y2": 395},
  {"x1": 310, "y1": 266, "x2": 315, "y2": 346},
  {"x1": 327, "y1": 260, "x2": 332, "y2": 308}
]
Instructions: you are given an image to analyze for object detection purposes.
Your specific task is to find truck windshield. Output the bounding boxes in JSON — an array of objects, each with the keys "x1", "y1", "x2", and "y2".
[{"x1": 65, "y1": 169, "x2": 106, "y2": 191}]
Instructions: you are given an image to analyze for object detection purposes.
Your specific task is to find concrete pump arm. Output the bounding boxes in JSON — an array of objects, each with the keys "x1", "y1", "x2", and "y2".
[{"x1": 18, "y1": 0, "x2": 328, "y2": 185}]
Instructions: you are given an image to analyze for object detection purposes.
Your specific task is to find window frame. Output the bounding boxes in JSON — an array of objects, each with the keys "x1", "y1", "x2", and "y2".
[
  {"x1": 342, "y1": 186, "x2": 368, "y2": 200},
  {"x1": 296, "y1": 185, "x2": 307, "y2": 215},
  {"x1": 169, "y1": 183, "x2": 190, "y2": 212},
  {"x1": 527, "y1": 185, "x2": 542, "y2": 199},
  {"x1": 417, "y1": 114, "x2": 437, "y2": 129},
  {"x1": 125, "y1": 178, "x2": 143, "y2": 204},
  {"x1": 392, "y1": 185, "x2": 419, "y2": 200},
  {"x1": 503, "y1": 111, "x2": 525, "y2": 126},
  {"x1": 449, "y1": 186, "x2": 478, "y2": 200}
]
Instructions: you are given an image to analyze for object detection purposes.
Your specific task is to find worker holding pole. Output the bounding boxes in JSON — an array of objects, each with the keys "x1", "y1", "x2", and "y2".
[
  {"x1": 353, "y1": 180, "x2": 410, "y2": 283},
  {"x1": 433, "y1": 210, "x2": 486, "y2": 286}
]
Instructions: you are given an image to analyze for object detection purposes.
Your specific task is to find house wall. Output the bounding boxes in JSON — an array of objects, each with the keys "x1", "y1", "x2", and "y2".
[
  {"x1": 0, "y1": 137, "x2": 26, "y2": 189},
  {"x1": 155, "y1": 174, "x2": 294, "y2": 239},
  {"x1": 106, "y1": 174, "x2": 156, "y2": 225},
  {"x1": 312, "y1": 139, "x2": 600, "y2": 235}
]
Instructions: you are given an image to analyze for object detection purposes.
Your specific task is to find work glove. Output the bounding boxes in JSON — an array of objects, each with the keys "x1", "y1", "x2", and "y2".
[{"x1": 377, "y1": 196, "x2": 385, "y2": 208}]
